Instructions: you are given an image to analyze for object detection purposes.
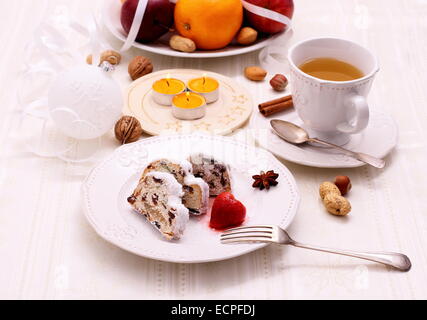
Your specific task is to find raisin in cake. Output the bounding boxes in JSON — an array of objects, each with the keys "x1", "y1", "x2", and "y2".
[
  {"x1": 143, "y1": 159, "x2": 209, "y2": 215},
  {"x1": 127, "y1": 172, "x2": 189, "y2": 240},
  {"x1": 188, "y1": 154, "x2": 232, "y2": 196}
]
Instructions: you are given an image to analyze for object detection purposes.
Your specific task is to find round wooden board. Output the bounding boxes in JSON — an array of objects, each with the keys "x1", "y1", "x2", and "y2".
[{"x1": 124, "y1": 69, "x2": 254, "y2": 136}]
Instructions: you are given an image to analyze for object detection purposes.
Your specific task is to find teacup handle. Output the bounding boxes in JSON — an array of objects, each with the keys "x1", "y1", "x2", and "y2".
[{"x1": 337, "y1": 95, "x2": 370, "y2": 134}]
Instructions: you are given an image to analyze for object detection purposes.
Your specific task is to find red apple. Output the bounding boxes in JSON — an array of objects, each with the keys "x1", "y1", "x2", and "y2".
[
  {"x1": 121, "y1": 0, "x2": 175, "y2": 43},
  {"x1": 245, "y1": 0, "x2": 294, "y2": 34}
]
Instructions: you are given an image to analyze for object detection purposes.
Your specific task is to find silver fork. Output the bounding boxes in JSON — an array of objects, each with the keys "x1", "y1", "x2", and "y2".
[{"x1": 221, "y1": 225, "x2": 412, "y2": 272}]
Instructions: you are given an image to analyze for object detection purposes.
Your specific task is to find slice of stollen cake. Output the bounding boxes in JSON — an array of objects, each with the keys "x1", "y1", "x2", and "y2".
[
  {"x1": 188, "y1": 154, "x2": 232, "y2": 197},
  {"x1": 127, "y1": 172, "x2": 189, "y2": 240},
  {"x1": 143, "y1": 159, "x2": 209, "y2": 215}
]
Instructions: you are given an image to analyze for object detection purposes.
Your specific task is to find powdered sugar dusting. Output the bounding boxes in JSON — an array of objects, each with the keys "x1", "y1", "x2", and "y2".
[{"x1": 146, "y1": 171, "x2": 189, "y2": 238}]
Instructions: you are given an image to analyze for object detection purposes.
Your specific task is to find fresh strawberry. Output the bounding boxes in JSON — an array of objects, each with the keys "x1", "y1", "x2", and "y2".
[{"x1": 210, "y1": 192, "x2": 246, "y2": 230}]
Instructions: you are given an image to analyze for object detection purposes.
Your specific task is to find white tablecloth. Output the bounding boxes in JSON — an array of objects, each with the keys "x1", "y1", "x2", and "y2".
[{"x1": 1, "y1": 0, "x2": 427, "y2": 299}]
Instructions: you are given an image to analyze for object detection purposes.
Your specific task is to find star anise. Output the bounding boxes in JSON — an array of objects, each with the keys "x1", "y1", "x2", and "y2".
[{"x1": 252, "y1": 170, "x2": 279, "y2": 190}]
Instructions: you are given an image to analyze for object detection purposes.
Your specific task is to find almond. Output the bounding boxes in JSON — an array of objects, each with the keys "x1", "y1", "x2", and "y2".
[
  {"x1": 244, "y1": 66, "x2": 267, "y2": 81},
  {"x1": 237, "y1": 27, "x2": 258, "y2": 45}
]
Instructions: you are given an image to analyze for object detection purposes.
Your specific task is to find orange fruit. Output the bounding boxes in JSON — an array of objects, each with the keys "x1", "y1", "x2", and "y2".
[{"x1": 174, "y1": 0, "x2": 243, "y2": 50}]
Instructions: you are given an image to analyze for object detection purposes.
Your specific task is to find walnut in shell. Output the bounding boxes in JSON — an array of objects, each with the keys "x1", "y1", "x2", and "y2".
[
  {"x1": 86, "y1": 50, "x2": 122, "y2": 66},
  {"x1": 128, "y1": 56, "x2": 153, "y2": 80},
  {"x1": 114, "y1": 116, "x2": 143, "y2": 144},
  {"x1": 101, "y1": 50, "x2": 121, "y2": 65}
]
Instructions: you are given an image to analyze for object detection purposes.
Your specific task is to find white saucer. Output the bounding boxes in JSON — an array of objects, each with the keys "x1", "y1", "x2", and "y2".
[{"x1": 250, "y1": 109, "x2": 399, "y2": 168}]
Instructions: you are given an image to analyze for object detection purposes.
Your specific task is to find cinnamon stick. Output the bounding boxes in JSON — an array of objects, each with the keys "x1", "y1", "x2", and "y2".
[
  {"x1": 259, "y1": 99, "x2": 294, "y2": 117},
  {"x1": 258, "y1": 95, "x2": 292, "y2": 110},
  {"x1": 258, "y1": 95, "x2": 293, "y2": 117}
]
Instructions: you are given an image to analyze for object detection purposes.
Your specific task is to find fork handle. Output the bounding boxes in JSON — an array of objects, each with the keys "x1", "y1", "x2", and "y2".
[{"x1": 291, "y1": 241, "x2": 411, "y2": 272}]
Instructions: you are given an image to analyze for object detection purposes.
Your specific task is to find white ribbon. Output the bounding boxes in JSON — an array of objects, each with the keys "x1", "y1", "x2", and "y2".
[
  {"x1": 259, "y1": 28, "x2": 293, "y2": 74},
  {"x1": 121, "y1": 0, "x2": 150, "y2": 51},
  {"x1": 121, "y1": 0, "x2": 292, "y2": 53},
  {"x1": 241, "y1": 1, "x2": 292, "y2": 26}
]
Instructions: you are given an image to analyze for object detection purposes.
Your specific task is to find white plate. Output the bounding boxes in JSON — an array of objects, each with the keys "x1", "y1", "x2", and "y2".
[
  {"x1": 82, "y1": 134, "x2": 300, "y2": 263},
  {"x1": 250, "y1": 109, "x2": 399, "y2": 168},
  {"x1": 102, "y1": 0, "x2": 283, "y2": 58},
  {"x1": 124, "y1": 69, "x2": 254, "y2": 136}
]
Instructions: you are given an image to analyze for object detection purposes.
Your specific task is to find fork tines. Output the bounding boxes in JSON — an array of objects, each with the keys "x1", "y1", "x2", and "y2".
[{"x1": 221, "y1": 225, "x2": 274, "y2": 244}]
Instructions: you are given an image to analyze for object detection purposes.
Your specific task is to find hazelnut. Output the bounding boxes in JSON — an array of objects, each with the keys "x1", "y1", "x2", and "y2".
[
  {"x1": 114, "y1": 116, "x2": 143, "y2": 144},
  {"x1": 244, "y1": 66, "x2": 267, "y2": 81},
  {"x1": 323, "y1": 193, "x2": 351, "y2": 216},
  {"x1": 128, "y1": 56, "x2": 153, "y2": 80},
  {"x1": 319, "y1": 181, "x2": 341, "y2": 200},
  {"x1": 237, "y1": 27, "x2": 258, "y2": 45},
  {"x1": 270, "y1": 74, "x2": 288, "y2": 91},
  {"x1": 334, "y1": 176, "x2": 352, "y2": 196},
  {"x1": 169, "y1": 35, "x2": 196, "y2": 53}
]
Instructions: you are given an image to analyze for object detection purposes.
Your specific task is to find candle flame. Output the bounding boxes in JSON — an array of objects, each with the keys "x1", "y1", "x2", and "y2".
[
  {"x1": 186, "y1": 91, "x2": 190, "y2": 102},
  {"x1": 202, "y1": 73, "x2": 207, "y2": 85}
]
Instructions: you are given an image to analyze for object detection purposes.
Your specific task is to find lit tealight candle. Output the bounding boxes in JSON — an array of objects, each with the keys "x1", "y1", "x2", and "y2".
[
  {"x1": 152, "y1": 75, "x2": 186, "y2": 105},
  {"x1": 172, "y1": 92, "x2": 207, "y2": 120},
  {"x1": 187, "y1": 74, "x2": 220, "y2": 104}
]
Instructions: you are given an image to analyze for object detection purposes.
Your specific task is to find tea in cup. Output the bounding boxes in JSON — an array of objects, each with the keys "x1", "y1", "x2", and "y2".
[
  {"x1": 288, "y1": 37, "x2": 379, "y2": 145},
  {"x1": 298, "y1": 57, "x2": 364, "y2": 82}
]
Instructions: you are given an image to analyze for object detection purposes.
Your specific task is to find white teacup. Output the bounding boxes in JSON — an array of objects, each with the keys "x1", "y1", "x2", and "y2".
[{"x1": 288, "y1": 37, "x2": 379, "y2": 145}]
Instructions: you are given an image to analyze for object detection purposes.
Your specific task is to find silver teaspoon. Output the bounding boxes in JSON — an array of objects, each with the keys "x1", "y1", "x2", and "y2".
[{"x1": 270, "y1": 119, "x2": 386, "y2": 169}]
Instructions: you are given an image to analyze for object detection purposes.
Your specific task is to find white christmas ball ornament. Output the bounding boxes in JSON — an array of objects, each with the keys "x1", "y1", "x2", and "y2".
[{"x1": 48, "y1": 65, "x2": 123, "y2": 140}]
